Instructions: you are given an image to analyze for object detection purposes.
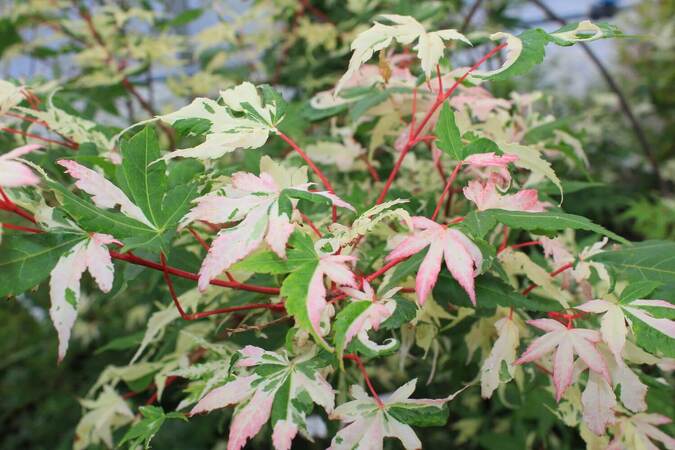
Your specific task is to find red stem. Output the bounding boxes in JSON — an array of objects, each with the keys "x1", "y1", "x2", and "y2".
[
  {"x1": 145, "y1": 376, "x2": 178, "y2": 405},
  {"x1": 364, "y1": 256, "x2": 409, "y2": 283},
  {"x1": 1, "y1": 222, "x2": 42, "y2": 233},
  {"x1": 4, "y1": 111, "x2": 79, "y2": 147},
  {"x1": 300, "y1": 212, "x2": 322, "y2": 237},
  {"x1": 0, "y1": 191, "x2": 38, "y2": 224},
  {"x1": 498, "y1": 226, "x2": 510, "y2": 252},
  {"x1": 506, "y1": 240, "x2": 542, "y2": 252},
  {"x1": 1, "y1": 127, "x2": 78, "y2": 149},
  {"x1": 374, "y1": 43, "x2": 507, "y2": 205},
  {"x1": 362, "y1": 156, "x2": 381, "y2": 182},
  {"x1": 187, "y1": 227, "x2": 210, "y2": 251},
  {"x1": 521, "y1": 262, "x2": 574, "y2": 296},
  {"x1": 276, "y1": 130, "x2": 338, "y2": 222},
  {"x1": 159, "y1": 252, "x2": 283, "y2": 321},
  {"x1": 111, "y1": 250, "x2": 280, "y2": 295},
  {"x1": 344, "y1": 353, "x2": 383, "y2": 407},
  {"x1": 431, "y1": 161, "x2": 462, "y2": 220}
]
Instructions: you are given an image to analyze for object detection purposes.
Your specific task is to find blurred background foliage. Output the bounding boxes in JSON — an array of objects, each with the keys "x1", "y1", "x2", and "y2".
[{"x1": 1, "y1": 0, "x2": 672, "y2": 449}]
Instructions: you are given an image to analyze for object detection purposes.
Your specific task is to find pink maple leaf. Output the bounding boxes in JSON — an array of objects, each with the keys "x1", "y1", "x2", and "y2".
[
  {"x1": 515, "y1": 318, "x2": 610, "y2": 401},
  {"x1": 386, "y1": 216, "x2": 482, "y2": 305},
  {"x1": 0, "y1": 144, "x2": 42, "y2": 187},
  {"x1": 463, "y1": 179, "x2": 547, "y2": 212}
]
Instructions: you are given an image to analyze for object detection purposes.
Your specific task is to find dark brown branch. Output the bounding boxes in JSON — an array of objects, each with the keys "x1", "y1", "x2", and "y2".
[{"x1": 461, "y1": 0, "x2": 484, "y2": 33}]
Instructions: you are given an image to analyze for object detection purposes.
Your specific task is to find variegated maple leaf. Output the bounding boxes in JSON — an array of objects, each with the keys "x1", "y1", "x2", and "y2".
[
  {"x1": 578, "y1": 344, "x2": 648, "y2": 435},
  {"x1": 608, "y1": 413, "x2": 675, "y2": 450},
  {"x1": 329, "y1": 379, "x2": 461, "y2": 450},
  {"x1": 283, "y1": 252, "x2": 358, "y2": 348},
  {"x1": 156, "y1": 82, "x2": 281, "y2": 160},
  {"x1": 514, "y1": 319, "x2": 610, "y2": 401},
  {"x1": 50, "y1": 232, "x2": 117, "y2": 361},
  {"x1": 474, "y1": 21, "x2": 618, "y2": 80},
  {"x1": 463, "y1": 151, "x2": 518, "y2": 189},
  {"x1": 577, "y1": 297, "x2": 675, "y2": 360},
  {"x1": 189, "y1": 346, "x2": 334, "y2": 450},
  {"x1": 324, "y1": 199, "x2": 412, "y2": 248},
  {"x1": 74, "y1": 385, "x2": 134, "y2": 450},
  {"x1": 0, "y1": 79, "x2": 25, "y2": 113},
  {"x1": 0, "y1": 144, "x2": 42, "y2": 187},
  {"x1": 463, "y1": 179, "x2": 547, "y2": 212},
  {"x1": 481, "y1": 316, "x2": 520, "y2": 398},
  {"x1": 334, "y1": 281, "x2": 401, "y2": 361},
  {"x1": 499, "y1": 142, "x2": 563, "y2": 197},
  {"x1": 335, "y1": 14, "x2": 470, "y2": 94},
  {"x1": 386, "y1": 216, "x2": 482, "y2": 305},
  {"x1": 57, "y1": 159, "x2": 154, "y2": 227},
  {"x1": 181, "y1": 157, "x2": 354, "y2": 291},
  {"x1": 449, "y1": 86, "x2": 512, "y2": 121}
]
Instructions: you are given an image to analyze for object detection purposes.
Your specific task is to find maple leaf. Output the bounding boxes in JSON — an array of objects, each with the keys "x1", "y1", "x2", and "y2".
[
  {"x1": 499, "y1": 249, "x2": 572, "y2": 308},
  {"x1": 463, "y1": 151, "x2": 518, "y2": 189},
  {"x1": 334, "y1": 281, "x2": 400, "y2": 361},
  {"x1": 548, "y1": 20, "x2": 621, "y2": 45},
  {"x1": 16, "y1": 92, "x2": 113, "y2": 151},
  {"x1": 0, "y1": 79, "x2": 25, "y2": 113},
  {"x1": 481, "y1": 316, "x2": 520, "y2": 398},
  {"x1": 499, "y1": 142, "x2": 563, "y2": 198},
  {"x1": 283, "y1": 253, "x2": 358, "y2": 348},
  {"x1": 329, "y1": 379, "x2": 462, "y2": 450},
  {"x1": 463, "y1": 152, "x2": 518, "y2": 168},
  {"x1": 581, "y1": 370, "x2": 616, "y2": 435},
  {"x1": 386, "y1": 216, "x2": 483, "y2": 305},
  {"x1": 74, "y1": 385, "x2": 134, "y2": 450},
  {"x1": 570, "y1": 237, "x2": 610, "y2": 283},
  {"x1": 577, "y1": 297, "x2": 674, "y2": 360},
  {"x1": 119, "y1": 405, "x2": 186, "y2": 450},
  {"x1": 608, "y1": 413, "x2": 675, "y2": 450},
  {"x1": 577, "y1": 344, "x2": 648, "y2": 435},
  {"x1": 335, "y1": 14, "x2": 470, "y2": 94},
  {"x1": 182, "y1": 157, "x2": 354, "y2": 291},
  {"x1": 514, "y1": 318, "x2": 610, "y2": 401},
  {"x1": 0, "y1": 144, "x2": 42, "y2": 187},
  {"x1": 463, "y1": 179, "x2": 547, "y2": 212},
  {"x1": 49, "y1": 232, "x2": 117, "y2": 361},
  {"x1": 324, "y1": 199, "x2": 412, "y2": 249},
  {"x1": 57, "y1": 159, "x2": 154, "y2": 227},
  {"x1": 449, "y1": 86, "x2": 512, "y2": 121},
  {"x1": 474, "y1": 21, "x2": 620, "y2": 81},
  {"x1": 156, "y1": 82, "x2": 281, "y2": 160},
  {"x1": 189, "y1": 347, "x2": 334, "y2": 450}
]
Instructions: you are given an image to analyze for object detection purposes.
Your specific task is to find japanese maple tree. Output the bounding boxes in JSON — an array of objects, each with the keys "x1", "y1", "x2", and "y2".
[{"x1": 0, "y1": 5, "x2": 673, "y2": 450}]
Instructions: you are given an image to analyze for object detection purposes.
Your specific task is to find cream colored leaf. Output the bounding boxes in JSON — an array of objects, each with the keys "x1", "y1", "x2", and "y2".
[
  {"x1": 326, "y1": 199, "x2": 411, "y2": 247},
  {"x1": 481, "y1": 317, "x2": 520, "y2": 398},
  {"x1": 74, "y1": 386, "x2": 134, "y2": 450},
  {"x1": 500, "y1": 142, "x2": 563, "y2": 198},
  {"x1": 473, "y1": 32, "x2": 522, "y2": 79},
  {"x1": 335, "y1": 15, "x2": 469, "y2": 94},
  {"x1": 499, "y1": 249, "x2": 571, "y2": 307},
  {"x1": 16, "y1": 92, "x2": 113, "y2": 150},
  {"x1": 0, "y1": 79, "x2": 25, "y2": 113}
]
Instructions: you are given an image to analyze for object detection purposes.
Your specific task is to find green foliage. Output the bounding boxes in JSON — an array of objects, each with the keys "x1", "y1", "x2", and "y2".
[
  {"x1": 0, "y1": 233, "x2": 84, "y2": 297},
  {"x1": 119, "y1": 406, "x2": 187, "y2": 450},
  {"x1": 592, "y1": 240, "x2": 675, "y2": 284}
]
